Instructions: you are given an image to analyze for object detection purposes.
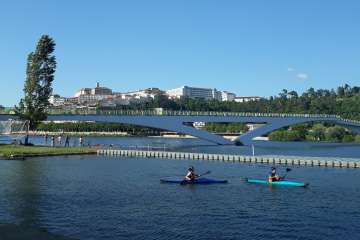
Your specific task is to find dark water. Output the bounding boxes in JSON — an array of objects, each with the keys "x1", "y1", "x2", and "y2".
[
  {"x1": 0, "y1": 137, "x2": 360, "y2": 239},
  {"x1": 0, "y1": 155, "x2": 360, "y2": 240}
]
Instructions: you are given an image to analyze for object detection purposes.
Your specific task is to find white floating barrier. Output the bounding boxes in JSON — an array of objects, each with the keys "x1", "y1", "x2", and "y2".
[{"x1": 97, "y1": 149, "x2": 360, "y2": 169}]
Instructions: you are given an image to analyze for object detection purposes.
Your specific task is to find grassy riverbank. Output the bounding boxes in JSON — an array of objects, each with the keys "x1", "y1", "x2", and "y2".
[{"x1": 0, "y1": 144, "x2": 97, "y2": 159}]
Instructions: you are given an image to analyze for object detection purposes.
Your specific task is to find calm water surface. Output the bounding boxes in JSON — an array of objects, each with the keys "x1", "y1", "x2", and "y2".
[
  {"x1": 0, "y1": 137, "x2": 359, "y2": 239},
  {"x1": 27, "y1": 135, "x2": 360, "y2": 158}
]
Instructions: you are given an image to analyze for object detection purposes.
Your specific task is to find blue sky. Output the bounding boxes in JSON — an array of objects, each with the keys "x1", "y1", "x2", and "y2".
[{"x1": 1, "y1": 0, "x2": 360, "y2": 106}]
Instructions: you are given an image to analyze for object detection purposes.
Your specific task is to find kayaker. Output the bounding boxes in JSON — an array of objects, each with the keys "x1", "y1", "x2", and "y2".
[
  {"x1": 268, "y1": 166, "x2": 281, "y2": 182},
  {"x1": 185, "y1": 166, "x2": 198, "y2": 181}
]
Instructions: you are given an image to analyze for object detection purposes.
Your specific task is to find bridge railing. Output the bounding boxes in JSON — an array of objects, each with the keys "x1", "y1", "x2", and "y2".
[
  {"x1": 42, "y1": 109, "x2": 360, "y2": 125},
  {"x1": 339, "y1": 118, "x2": 360, "y2": 125}
]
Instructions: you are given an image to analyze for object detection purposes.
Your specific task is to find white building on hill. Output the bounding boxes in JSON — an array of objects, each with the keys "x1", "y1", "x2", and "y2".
[
  {"x1": 221, "y1": 91, "x2": 236, "y2": 102},
  {"x1": 166, "y1": 86, "x2": 221, "y2": 100},
  {"x1": 121, "y1": 88, "x2": 163, "y2": 100},
  {"x1": 75, "y1": 82, "x2": 112, "y2": 97},
  {"x1": 166, "y1": 86, "x2": 239, "y2": 102},
  {"x1": 49, "y1": 95, "x2": 66, "y2": 106},
  {"x1": 234, "y1": 96, "x2": 262, "y2": 103}
]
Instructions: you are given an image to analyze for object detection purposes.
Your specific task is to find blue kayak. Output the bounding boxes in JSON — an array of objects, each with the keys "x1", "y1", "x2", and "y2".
[
  {"x1": 160, "y1": 177, "x2": 228, "y2": 185},
  {"x1": 246, "y1": 178, "x2": 309, "y2": 187}
]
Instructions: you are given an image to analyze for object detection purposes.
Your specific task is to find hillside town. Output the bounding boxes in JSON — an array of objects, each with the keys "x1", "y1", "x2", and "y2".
[{"x1": 48, "y1": 83, "x2": 262, "y2": 109}]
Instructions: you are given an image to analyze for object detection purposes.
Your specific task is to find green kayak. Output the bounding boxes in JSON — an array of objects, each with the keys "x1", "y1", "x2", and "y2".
[{"x1": 246, "y1": 178, "x2": 309, "y2": 187}]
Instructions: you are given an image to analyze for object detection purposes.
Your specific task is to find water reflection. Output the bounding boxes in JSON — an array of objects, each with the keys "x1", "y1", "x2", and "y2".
[
  {"x1": 2, "y1": 160, "x2": 44, "y2": 227},
  {"x1": 0, "y1": 140, "x2": 359, "y2": 240}
]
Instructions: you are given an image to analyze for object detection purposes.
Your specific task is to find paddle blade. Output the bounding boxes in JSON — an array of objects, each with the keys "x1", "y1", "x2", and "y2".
[{"x1": 196, "y1": 171, "x2": 211, "y2": 178}]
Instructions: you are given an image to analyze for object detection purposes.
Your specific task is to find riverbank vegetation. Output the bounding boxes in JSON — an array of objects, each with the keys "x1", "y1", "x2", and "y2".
[
  {"x1": 203, "y1": 122, "x2": 248, "y2": 134},
  {"x1": 268, "y1": 123, "x2": 360, "y2": 143},
  {"x1": 36, "y1": 122, "x2": 162, "y2": 136},
  {"x1": 36, "y1": 121, "x2": 250, "y2": 136},
  {"x1": 0, "y1": 144, "x2": 96, "y2": 158}
]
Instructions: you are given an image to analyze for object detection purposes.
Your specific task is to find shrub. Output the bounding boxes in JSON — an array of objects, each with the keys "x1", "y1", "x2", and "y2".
[{"x1": 342, "y1": 134, "x2": 355, "y2": 143}]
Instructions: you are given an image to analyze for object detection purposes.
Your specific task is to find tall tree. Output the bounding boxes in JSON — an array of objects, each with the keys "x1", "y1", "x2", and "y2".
[{"x1": 16, "y1": 35, "x2": 56, "y2": 129}]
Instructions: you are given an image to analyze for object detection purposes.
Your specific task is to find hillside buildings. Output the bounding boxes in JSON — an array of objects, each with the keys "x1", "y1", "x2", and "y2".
[{"x1": 48, "y1": 83, "x2": 261, "y2": 109}]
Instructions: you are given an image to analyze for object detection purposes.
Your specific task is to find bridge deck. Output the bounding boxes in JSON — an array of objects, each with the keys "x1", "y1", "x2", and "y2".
[{"x1": 1, "y1": 112, "x2": 360, "y2": 146}]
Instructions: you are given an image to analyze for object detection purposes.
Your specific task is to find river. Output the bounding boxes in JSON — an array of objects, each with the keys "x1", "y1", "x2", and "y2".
[{"x1": 0, "y1": 137, "x2": 359, "y2": 239}]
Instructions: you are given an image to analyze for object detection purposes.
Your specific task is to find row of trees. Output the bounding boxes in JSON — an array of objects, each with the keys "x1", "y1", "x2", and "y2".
[
  {"x1": 203, "y1": 123, "x2": 248, "y2": 134},
  {"x1": 269, "y1": 123, "x2": 360, "y2": 143},
  {"x1": 36, "y1": 122, "x2": 162, "y2": 136}
]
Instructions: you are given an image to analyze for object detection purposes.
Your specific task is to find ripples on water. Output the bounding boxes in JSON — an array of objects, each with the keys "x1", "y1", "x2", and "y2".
[{"x1": 0, "y1": 153, "x2": 359, "y2": 240}]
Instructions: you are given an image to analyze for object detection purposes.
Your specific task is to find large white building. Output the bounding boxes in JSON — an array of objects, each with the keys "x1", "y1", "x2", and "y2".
[
  {"x1": 49, "y1": 95, "x2": 66, "y2": 106},
  {"x1": 72, "y1": 82, "x2": 114, "y2": 106},
  {"x1": 78, "y1": 94, "x2": 110, "y2": 105},
  {"x1": 234, "y1": 96, "x2": 262, "y2": 103},
  {"x1": 166, "y1": 86, "x2": 238, "y2": 101},
  {"x1": 221, "y1": 91, "x2": 236, "y2": 102},
  {"x1": 121, "y1": 88, "x2": 163, "y2": 100},
  {"x1": 166, "y1": 86, "x2": 222, "y2": 100}
]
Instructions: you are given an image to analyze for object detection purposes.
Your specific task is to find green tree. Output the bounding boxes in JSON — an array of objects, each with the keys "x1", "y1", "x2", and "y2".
[
  {"x1": 342, "y1": 134, "x2": 355, "y2": 143},
  {"x1": 325, "y1": 126, "x2": 346, "y2": 142},
  {"x1": 16, "y1": 35, "x2": 56, "y2": 129},
  {"x1": 268, "y1": 130, "x2": 286, "y2": 141},
  {"x1": 310, "y1": 123, "x2": 326, "y2": 141},
  {"x1": 291, "y1": 124, "x2": 308, "y2": 139}
]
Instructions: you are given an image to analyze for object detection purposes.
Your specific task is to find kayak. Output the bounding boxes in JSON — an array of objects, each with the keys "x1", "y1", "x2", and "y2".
[
  {"x1": 246, "y1": 178, "x2": 309, "y2": 187},
  {"x1": 160, "y1": 177, "x2": 228, "y2": 185}
]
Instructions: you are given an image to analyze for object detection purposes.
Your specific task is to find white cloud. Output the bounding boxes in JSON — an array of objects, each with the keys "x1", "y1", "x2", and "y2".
[
  {"x1": 286, "y1": 66, "x2": 310, "y2": 80},
  {"x1": 287, "y1": 67, "x2": 295, "y2": 72},
  {"x1": 296, "y1": 73, "x2": 309, "y2": 80}
]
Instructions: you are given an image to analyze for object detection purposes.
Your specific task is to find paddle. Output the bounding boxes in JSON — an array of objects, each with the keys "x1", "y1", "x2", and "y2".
[
  {"x1": 280, "y1": 168, "x2": 292, "y2": 180},
  {"x1": 180, "y1": 171, "x2": 211, "y2": 185},
  {"x1": 197, "y1": 170, "x2": 211, "y2": 178}
]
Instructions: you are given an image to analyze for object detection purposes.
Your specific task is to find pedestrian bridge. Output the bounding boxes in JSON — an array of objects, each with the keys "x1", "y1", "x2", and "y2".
[{"x1": 1, "y1": 111, "x2": 360, "y2": 145}]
